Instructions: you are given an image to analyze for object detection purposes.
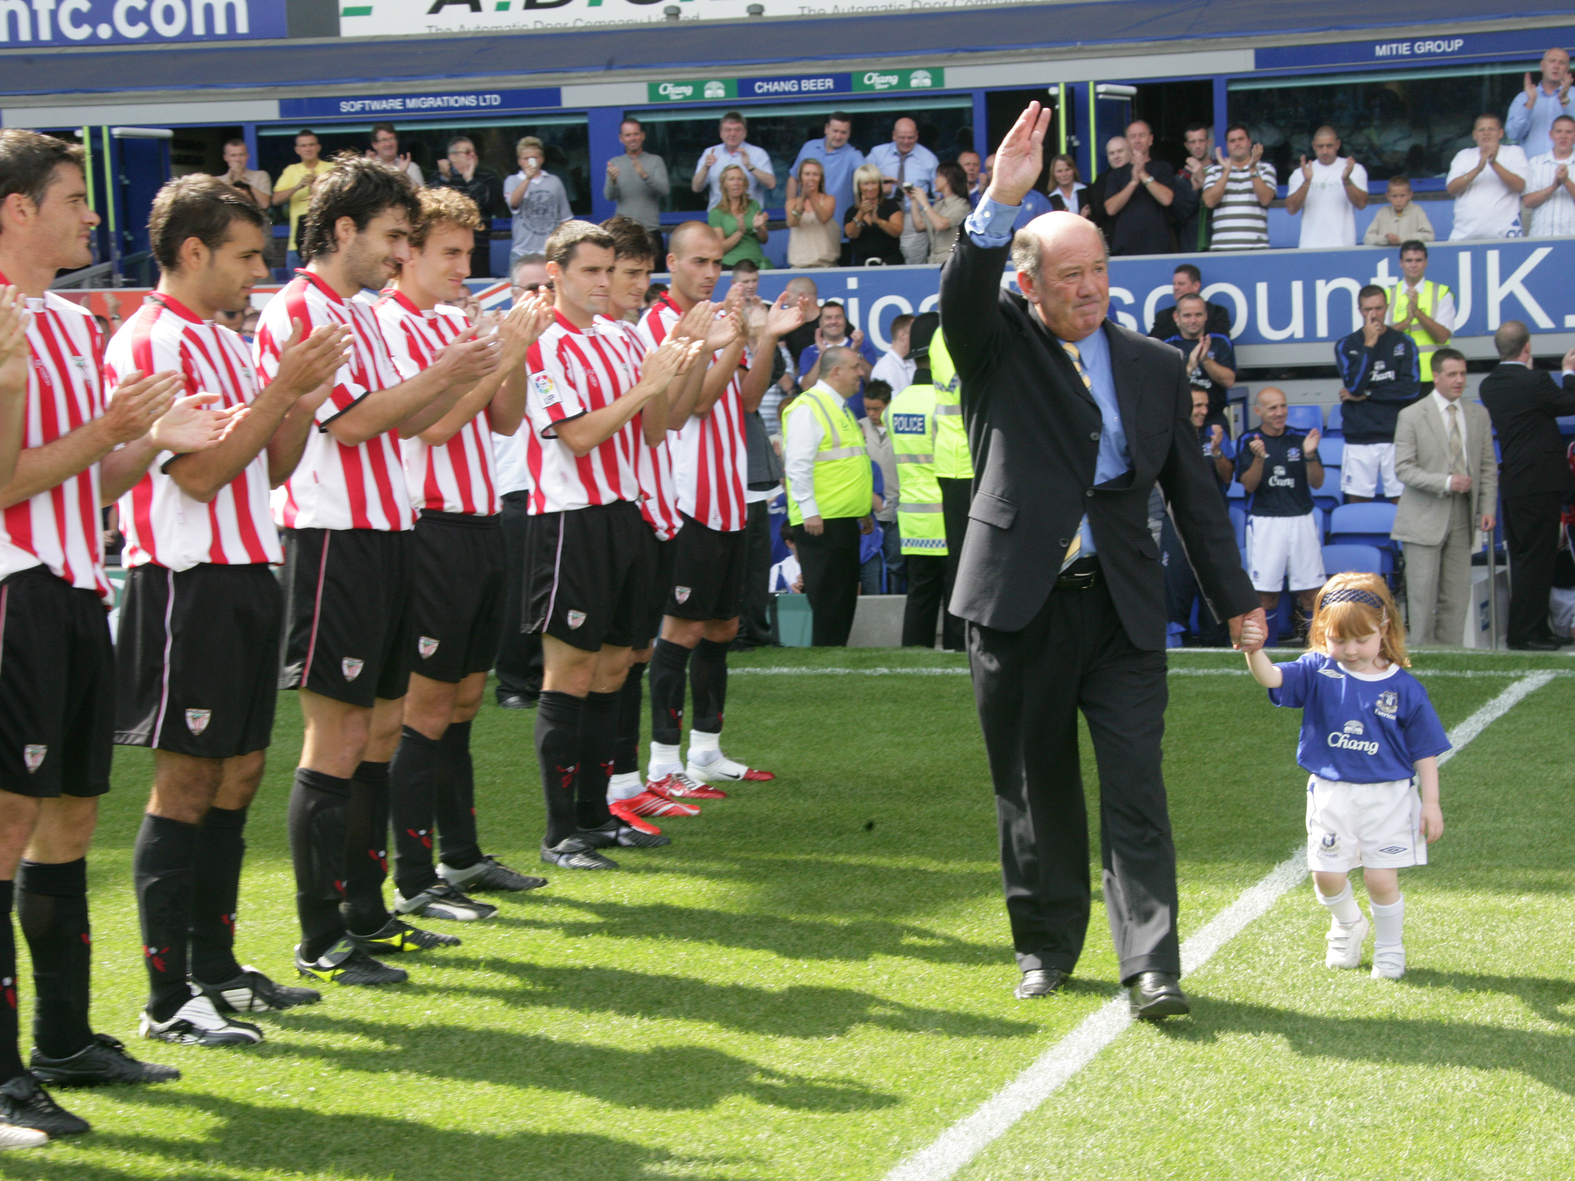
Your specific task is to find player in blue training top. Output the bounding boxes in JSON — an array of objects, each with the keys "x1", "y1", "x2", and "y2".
[{"x1": 1240, "y1": 572, "x2": 1449, "y2": 981}]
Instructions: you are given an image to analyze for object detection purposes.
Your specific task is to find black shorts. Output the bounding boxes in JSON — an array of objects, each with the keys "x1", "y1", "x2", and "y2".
[
  {"x1": 666, "y1": 514, "x2": 747, "y2": 621},
  {"x1": 279, "y1": 527, "x2": 413, "y2": 707},
  {"x1": 411, "y1": 511, "x2": 505, "y2": 684},
  {"x1": 116, "y1": 563, "x2": 283, "y2": 758},
  {"x1": 636, "y1": 532, "x2": 676, "y2": 649},
  {"x1": 0, "y1": 567, "x2": 113, "y2": 798},
  {"x1": 523, "y1": 500, "x2": 653, "y2": 652}
]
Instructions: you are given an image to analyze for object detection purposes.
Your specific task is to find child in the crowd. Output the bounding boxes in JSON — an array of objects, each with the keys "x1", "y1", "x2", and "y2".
[
  {"x1": 1362, "y1": 175, "x2": 1436, "y2": 246},
  {"x1": 1240, "y1": 573, "x2": 1448, "y2": 979}
]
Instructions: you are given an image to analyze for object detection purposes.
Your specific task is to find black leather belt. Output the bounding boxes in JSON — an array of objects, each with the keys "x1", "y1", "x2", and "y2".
[{"x1": 1054, "y1": 555, "x2": 1102, "y2": 590}]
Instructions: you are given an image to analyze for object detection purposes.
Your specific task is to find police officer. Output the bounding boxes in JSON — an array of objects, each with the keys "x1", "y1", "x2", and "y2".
[
  {"x1": 783, "y1": 346, "x2": 875, "y2": 647},
  {"x1": 889, "y1": 313, "x2": 950, "y2": 647},
  {"x1": 928, "y1": 321, "x2": 973, "y2": 651}
]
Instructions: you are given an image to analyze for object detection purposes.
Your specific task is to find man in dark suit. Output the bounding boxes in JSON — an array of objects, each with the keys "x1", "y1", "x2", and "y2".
[
  {"x1": 1478, "y1": 320, "x2": 1575, "y2": 650},
  {"x1": 939, "y1": 104, "x2": 1264, "y2": 1017}
]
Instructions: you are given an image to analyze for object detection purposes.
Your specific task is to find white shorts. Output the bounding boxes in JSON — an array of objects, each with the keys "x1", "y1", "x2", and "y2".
[
  {"x1": 1341, "y1": 442, "x2": 1403, "y2": 498},
  {"x1": 1550, "y1": 585, "x2": 1575, "y2": 633},
  {"x1": 1305, "y1": 774, "x2": 1428, "y2": 872},
  {"x1": 1246, "y1": 513, "x2": 1326, "y2": 593}
]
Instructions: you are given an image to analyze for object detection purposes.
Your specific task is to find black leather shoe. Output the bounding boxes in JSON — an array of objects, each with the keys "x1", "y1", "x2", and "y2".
[
  {"x1": 1508, "y1": 639, "x2": 1560, "y2": 651},
  {"x1": 1128, "y1": 972, "x2": 1189, "y2": 1020},
  {"x1": 496, "y1": 694, "x2": 538, "y2": 710},
  {"x1": 1013, "y1": 968, "x2": 1068, "y2": 999}
]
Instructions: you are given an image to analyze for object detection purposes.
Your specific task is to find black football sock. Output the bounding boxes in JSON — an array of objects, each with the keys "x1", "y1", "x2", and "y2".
[
  {"x1": 288, "y1": 767, "x2": 351, "y2": 962},
  {"x1": 535, "y1": 691, "x2": 584, "y2": 847},
  {"x1": 575, "y1": 691, "x2": 619, "y2": 830},
  {"x1": 343, "y1": 761, "x2": 392, "y2": 937},
  {"x1": 133, "y1": 814, "x2": 201, "y2": 1021},
  {"x1": 0, "y1": 882, "x2": 27, "y2": 1083},
  {"x1": 389, "y1": 727, "x2": 443, "y2": 899},
  {"x1": 435, "y1": 720, "x2": 482, "y2": 871},
  {"x1": 189, "y1": 804, "x2": 247, "y2": 984},
  {"x1": 648, "y1": 638, "x2": 692, "y2": 746},
  {"x1": 17, "y1": 858, "x2": 93, "y2": 1060},
  {"x1": 614, "y1": 663, "x2": 646, "y2": 776},
  {"x1": 689, "y1": 637, "x2": 731, "y2": 736}
]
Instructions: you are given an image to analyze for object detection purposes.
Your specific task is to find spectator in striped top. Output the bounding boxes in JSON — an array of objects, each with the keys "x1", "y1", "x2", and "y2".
[
  {"x1": 110, "y1": 176, "x2": 354, "y2": 1052},
  {"x1": 376, "y1": 188, "x2": 556, "y2": 923},
  {"x1": 259, "y1": 156, "x2": 504, "y2": 989},
  {"x1": 640, "y1": 223, "x2": 803, "y2": 800},
  {"x1": 0, "y1": 130, "x2": 237, "y2": 1137},
  {"x1": 521, "y1": 220, "x2": 706, "y2": 870},
  {"x1": 1523, "y1": 114, "x2": 1575, "y2": 237},
  {"x1": 1203, "y1": 124, "x2": 1277, "y2": 251}
]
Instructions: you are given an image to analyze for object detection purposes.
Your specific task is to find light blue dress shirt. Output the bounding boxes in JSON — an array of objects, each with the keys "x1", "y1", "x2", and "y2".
[
  {"x1": 866, "y1": 141, "x2": 939, "y2": 212},
  {"x1": 963, "y1": 195, "x2": 1132, "y2": 555}
]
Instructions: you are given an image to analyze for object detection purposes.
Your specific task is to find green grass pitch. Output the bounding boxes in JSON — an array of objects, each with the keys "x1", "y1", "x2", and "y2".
[{"x1": 12, "y1": 646, "x2": 1575, "y2": 1180}]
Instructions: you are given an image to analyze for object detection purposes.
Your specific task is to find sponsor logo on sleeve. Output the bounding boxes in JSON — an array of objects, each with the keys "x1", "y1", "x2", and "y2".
[{"x1": 530, "y1": 372, "x2": 560, "y2": 407}]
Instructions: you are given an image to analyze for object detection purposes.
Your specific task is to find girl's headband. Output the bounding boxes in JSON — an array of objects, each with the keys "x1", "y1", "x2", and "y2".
[{"x1": 1320, "y1": 587, "x2": 1385, "y2": 610}]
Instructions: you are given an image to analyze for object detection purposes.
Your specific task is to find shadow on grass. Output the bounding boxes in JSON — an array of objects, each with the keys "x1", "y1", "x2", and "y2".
[
  {"x1": 54, "y1": 1100, "x2": 753, "y2": 1181},
  {"x1": 1401, "y1": 967, "x2": 1575, "y2": 1026},
  {"x1": 421, "y1": 959, "x2": 1038, "y2": 1039},
  {"x1": 501, "y1": 894, "x2": 999, "y2": 965},
  {"x1": 253, "y1": 1011, "x2": 900, "y2": 1113},
  {"x1": 1160, "y1": 994, "x2": 1575, "y2": 1094}
]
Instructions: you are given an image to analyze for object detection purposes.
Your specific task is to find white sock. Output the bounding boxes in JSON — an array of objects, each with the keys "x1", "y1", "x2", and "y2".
[
  {"x1": 688, "y1": 729, "x2": 721, "y2": 762},
  {"x1": 1370, "y1": 895, "x2": 1405, "y2": 948},
  {"x1": 1315, "y1": 882, "x2": 1363, "y2": 925},
  {"x1": 607, "y1": 771, "x2": 644, "y2": 802},
  {"x1": 648, "y1": 742, "x2": 681, "y2": 777}
]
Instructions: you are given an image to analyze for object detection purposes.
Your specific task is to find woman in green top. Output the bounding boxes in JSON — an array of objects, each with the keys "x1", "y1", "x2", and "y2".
[{"x1": 708, "y1": 164, "x2": 772, "y2": 268}]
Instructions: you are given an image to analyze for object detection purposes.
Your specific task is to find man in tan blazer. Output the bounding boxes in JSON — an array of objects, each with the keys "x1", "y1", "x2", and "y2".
[{"x1": 1392, "y1": 347, "x2": 1498, "y2": 644}]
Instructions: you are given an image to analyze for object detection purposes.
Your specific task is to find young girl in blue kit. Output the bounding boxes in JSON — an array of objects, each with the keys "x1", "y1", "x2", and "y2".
[{"x1": 1240, "y1": 573, "x2": 1449, "y2": 980}]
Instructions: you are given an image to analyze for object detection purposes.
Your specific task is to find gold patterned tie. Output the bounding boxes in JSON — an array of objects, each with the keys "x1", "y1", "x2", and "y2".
[
  {"x1": 1447, "y1": 402, "x2": 1466, "y2": 480},
  {"x1": 1061, "y1": 342, "x2": 1095, "y2": 570}
]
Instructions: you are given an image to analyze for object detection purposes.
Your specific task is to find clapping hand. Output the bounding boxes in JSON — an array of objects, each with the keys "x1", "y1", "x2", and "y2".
[
  {"x1": 1343, "y1": 157, "x2": 1357, "y2": 181},
  {"x1": 1248, "y1": 436, "x2": 1268, "y2": 459},
  {"x1": 0, "y1": 286, "x2": 29, "y2": 402},
  {"x1": 1305, "y1": 427, "x2": 1321, "y2": 454},
  {"x1": 703, "y1": 149, "x2": 718, "y2": 169},
  {"x1": 1209, "y1": 423, "x2": 1225, "y2": 455},
  {"x1": 498, "y1": 291, "x2": 555, "y2": 363},
  {"x1": 1526, "y1": 71, "x2": 1540, "y2": 105},
  {"x1": 1188, "y1": 338, "x2": 1208, "y2": 372},
  {"x1": 1249, "y1": 143, "x2": 1264, "y2": 166},
  {"x1": 102, "y1": 370, "x2": 185, "y2": 446},
  {"x1": 850, "y1": 327, "x2": 865, "y2": 352},
  {"x1": 151, "y1": 392, "x2": 246, "y2": 454},
  {"x1": 1557, "y1": 163, "x2": 1570, "y2": 186},
  {"x1": 435, "y1": 324, "x2": 502, "y2": 386},
  {"x1": 752, "y1": 209, "x2": 770, "y2": 233},
  {"x1": 1215, "y1": 147, "x2": 1229, "y2": 167},
  {"x1": 606, "y1": 161, "x2": 620, "y2": 181},
  {"x1": 764, "y1": 290, "x2": 807, "y2": 339},
  {"x1": 272, "y1": 320, "x2": 352, "y2": 410}
]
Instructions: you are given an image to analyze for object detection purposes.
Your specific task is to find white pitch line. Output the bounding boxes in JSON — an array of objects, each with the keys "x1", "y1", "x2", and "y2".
[
  {"x1": 731, "y1": 666, "x2": 1572, "y2": 679},
  {"x1": 882, "y1": 670, "x2": 1557, "y2": 1181}
]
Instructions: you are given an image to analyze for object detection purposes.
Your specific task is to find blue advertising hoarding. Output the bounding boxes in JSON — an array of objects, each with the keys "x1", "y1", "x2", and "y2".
[
  {"x1": 278, "y1": 88, "x2": 563, "y2": 121},
  {"x1": 0, "y1": 0, "x2": 286, "y2": 46}
]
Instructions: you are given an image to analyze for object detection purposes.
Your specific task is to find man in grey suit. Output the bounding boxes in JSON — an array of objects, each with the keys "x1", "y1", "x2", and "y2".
[
  {"x1": 1392, "y1": 348, "x2": 1497, "y2": 645},
  {"x1": 939, "y1": 103, "x2": 1264, "y2": 1017}
]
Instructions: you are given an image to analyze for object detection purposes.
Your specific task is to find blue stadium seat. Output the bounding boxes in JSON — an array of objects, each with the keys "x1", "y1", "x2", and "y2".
[
  {"x1": 1226, "y1": 479, "x2": 1247, "y2": 509},
  {"x1": 1315, "y1": 436, "x2": 1343, "y2": 467},
  {"x1": 1285, "y1": 405, "x2": 1322, "y2": 433},
  {"x1": 1327, "y1": 502, "x2": 1399, "y2": 573},
  {"x1": 1322, "y1": 544, "x2": 1386, "y2": 576},
  {"x1": 1325, "y1": 403, "x2": 1343, "y2": 435},
  {"x1": 1228, "y1": 505, "x2": 1246, "y2": 547},
  {"x1": 1312, "y1": 466, "x2": 1343, "y2": 514}
]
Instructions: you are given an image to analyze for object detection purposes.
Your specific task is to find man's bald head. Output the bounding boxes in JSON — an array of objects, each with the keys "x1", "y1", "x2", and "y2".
[
  {"x1": 668, "y1": 220, "x2": 719, "y2": 260},
  {"x1": 1011, "y1": 212, "x2": 1109, "y2": 343},
  {"x1": 784, "y1": 275, "x2": 818, "y2": 299},
  {"x1": 893, "y1": 118, "x2": 918, "y2": 152}
]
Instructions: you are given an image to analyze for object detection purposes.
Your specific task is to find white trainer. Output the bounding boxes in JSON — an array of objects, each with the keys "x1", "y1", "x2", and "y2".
[
  {"x1": 140, "y1": 989, "x2": 263, "y2": 1046},
  {"x1": 1371, "y1": 945, "x2": 1406, "y2": 980},
  {"x1": 0, "y1": 1121, "x2": 47, "y2": 1150},
  {"x1": 1324, "y1": 913, "x2": 1369, "y2": 969}
]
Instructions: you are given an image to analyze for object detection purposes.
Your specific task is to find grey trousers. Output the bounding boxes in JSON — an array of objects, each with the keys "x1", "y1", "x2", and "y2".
[{"x1": 1404, "y1": 494, "x2": 1474, "y2": 646}]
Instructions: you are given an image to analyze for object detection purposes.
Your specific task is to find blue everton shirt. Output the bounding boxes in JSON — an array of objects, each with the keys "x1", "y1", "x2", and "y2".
[{"x1": 1267, "y1": 652, "x2": 1450, "y2": 782}]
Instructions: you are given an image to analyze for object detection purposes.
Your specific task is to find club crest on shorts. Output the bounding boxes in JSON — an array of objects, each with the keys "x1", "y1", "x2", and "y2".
[
  {"x1": 418, "y1": 636, "x2": 440, "y2": 659},
  {"x1": 342, "y1": 657, "x2": 365, "y2": 682},
  {"x1": 22, "y1": 745, "x2": 45, "y2": 774},
  {"x1": 184, "y1": 709, "x2": 212, "y2": 736},
  {"x1": 1318, "y1": 832, "x2": 1339, "y2": 856},
  {"x1": 566, "y1": 610, "x2": 586, "y2": 630},
  {"x1": 674, "y1": 586, "x2": 692, "y2": 604},
  {"x1": 1374, "y1": 690, "x2": 1398, "y2": 720}
]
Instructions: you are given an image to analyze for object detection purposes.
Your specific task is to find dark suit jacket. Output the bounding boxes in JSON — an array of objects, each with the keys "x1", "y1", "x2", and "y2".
[
  {"x1": 938, "y1": 233, "x2": 1258, "y2": 646},
  {"x1": 1479, "y1": 362, "x2": 1575, "y2": 498}
]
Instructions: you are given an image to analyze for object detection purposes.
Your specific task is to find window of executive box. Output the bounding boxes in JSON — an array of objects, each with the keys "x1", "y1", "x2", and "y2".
[
  {"x1": 257, "y1": 116, "x2": 593, "y2": 215},
  {"x1": 635, "y1": 94, "x2": 974, "y2": 216},
  {"x1": 1229, "y1": 64, "x2": 1530, "y2": 186}
]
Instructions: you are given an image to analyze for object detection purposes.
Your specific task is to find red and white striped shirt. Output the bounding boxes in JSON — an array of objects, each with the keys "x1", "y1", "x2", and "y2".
[
  {"x1": 256, "y1": 271, "x2": 414, "y2": 532},
  {"x1": 522, "y1": 311, "x2": 641, "y2": 515},
  {"x1": 374, "y1": 291, "x2": 500, "y2": 517},
  {"x1": 611, "y1": 319, "x2": 682, "y2": 542},
  {"x1": 0, "y1": 280, "x2": 110, "y2": 601},
  {"x1": 104, "y1": 294, "x2": 281, "y2": 570},
  {"x1": 639, "y1": 294, "x2": 748, "y2": 533}
]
